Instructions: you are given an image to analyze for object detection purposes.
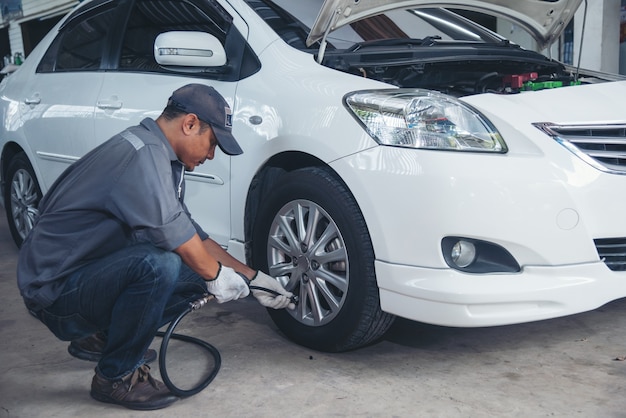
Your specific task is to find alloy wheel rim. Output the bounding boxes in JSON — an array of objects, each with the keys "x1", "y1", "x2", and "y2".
[
  {"x1": 267, "y1": 199, "x2": 349, "y2": 326},
  {"x1": 10, "y1": 168, "x2": 39, "y2": 240}
]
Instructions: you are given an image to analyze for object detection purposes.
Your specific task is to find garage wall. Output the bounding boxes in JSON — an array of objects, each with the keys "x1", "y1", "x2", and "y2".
[
  {"x1": 8, "y1": 16, "x2": 21, "y2": 56},
  {"x1": 573, "y1": 0, "x2": 621, "y2": 73},
  {"x1": 9, "y1": 0, "x2": 76, "y2": 58},
  {"x1": 22, "y1": 0, "x2": 74, "y2": 15}
]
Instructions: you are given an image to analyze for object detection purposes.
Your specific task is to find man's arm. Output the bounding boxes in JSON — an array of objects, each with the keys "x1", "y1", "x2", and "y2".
[
  {"x1": 201, "y1": 238, "x2": 256, "y2": 280},
  {"x1": 174, "y1": 234, "x2": 220, "y2": 280},
  {"x1": 175, "y1": 233, "x2": 256, "y2": 280}
]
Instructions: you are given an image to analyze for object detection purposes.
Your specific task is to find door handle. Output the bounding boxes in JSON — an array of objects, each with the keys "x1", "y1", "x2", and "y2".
[
  {"x1": 23, "y1": 96, "x2": 41, "y2": 105},
  {"x1": 97, "y1": 100, "x2": 123, "y2": 110}
]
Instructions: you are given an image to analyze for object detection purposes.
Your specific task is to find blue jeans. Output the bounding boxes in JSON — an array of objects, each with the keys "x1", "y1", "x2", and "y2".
[{"x1": 36, "y1": 244, "x2": 207, "y2": 380}]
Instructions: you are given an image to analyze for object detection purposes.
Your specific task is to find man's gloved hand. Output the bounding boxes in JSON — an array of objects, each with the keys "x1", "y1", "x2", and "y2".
[
  {"x1": 250, "y1": 271, "x2": 295, "y2": 310},
  {"x1": 205, "y1": 263, "x2": 250, "y2": 303}
]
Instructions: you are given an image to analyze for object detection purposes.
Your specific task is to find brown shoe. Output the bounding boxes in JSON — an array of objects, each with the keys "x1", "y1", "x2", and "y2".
[
  {"x1": 90, "y1": 365, "x2": 178, "y2": 410},
  {"x1": 69, "y1": 332, "x2": 157, "y2": 363}
]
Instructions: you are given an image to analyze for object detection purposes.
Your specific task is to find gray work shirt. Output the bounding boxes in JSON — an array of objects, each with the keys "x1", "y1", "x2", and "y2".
[{"x1": 17, "y1": 118, "x2": 208, "y2": 311}]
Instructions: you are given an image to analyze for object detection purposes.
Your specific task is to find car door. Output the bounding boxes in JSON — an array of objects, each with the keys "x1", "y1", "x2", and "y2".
[
  {"x1": 20, "y1": 1, "x2": 121, "y2": 190},
  {"x1": 95, "y1": 0, "x2": 251, "y2": 246}
]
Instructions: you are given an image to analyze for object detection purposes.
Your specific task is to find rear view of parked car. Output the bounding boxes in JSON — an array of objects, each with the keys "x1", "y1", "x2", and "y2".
[{"x1": 2, "y1": 0, "x2": 626, "y2": 352}]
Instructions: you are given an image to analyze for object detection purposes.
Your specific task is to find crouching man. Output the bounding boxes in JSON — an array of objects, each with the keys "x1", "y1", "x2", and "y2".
[{"x1": 17, "y1": 84, "x2": 293, "y2": 410}]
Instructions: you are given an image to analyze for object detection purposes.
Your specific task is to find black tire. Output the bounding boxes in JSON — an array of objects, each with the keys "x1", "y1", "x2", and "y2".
[
  {"x1": 4, "y1": 152, "x2": 42, "y2": 248},
  {"x1": 252, "y1": 167, "x2": 395, "y2": 352}
]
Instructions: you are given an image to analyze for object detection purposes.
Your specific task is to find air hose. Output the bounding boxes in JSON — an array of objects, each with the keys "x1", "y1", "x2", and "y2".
[
  {"x1": 155, "y1": 294, "x2": 220, "y2": 398},
  {"x1": 155, "y1": 286, "x2": 297, "y2": 398}
]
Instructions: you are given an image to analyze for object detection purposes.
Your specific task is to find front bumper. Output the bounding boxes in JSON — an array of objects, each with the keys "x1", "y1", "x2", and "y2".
[
  {"x1": 330, "y1": 138, "x2": 626, "y2": 327},
  {"x1": 376, "y1": 260, "x2": 626, "y2": 327}
]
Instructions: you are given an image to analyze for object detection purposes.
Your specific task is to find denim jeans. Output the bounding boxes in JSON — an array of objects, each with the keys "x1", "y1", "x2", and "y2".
[{"x1": 37, "y1": 243, "x2": 207, "y2": 380}]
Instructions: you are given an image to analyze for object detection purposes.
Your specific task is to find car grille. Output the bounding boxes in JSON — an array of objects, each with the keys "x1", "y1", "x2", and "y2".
[
  {"x1": 534, "y1": 123, "x2": 626, "y2": 174},
  {"x1": 594, "y1": 238, "x2": 626, "y2": 271}
]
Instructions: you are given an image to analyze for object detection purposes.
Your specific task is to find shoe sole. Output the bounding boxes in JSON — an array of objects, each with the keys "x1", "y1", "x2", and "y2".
[{"x1": 90, "y1": 391, "x2": 179, "y2": 410}]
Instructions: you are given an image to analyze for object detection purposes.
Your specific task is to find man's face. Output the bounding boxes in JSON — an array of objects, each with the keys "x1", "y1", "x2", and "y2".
[{"x1": 179, "y1": 122, "x2": 218, "y2": 171}]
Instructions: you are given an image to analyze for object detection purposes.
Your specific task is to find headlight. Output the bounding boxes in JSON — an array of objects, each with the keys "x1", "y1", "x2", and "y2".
[{"x1": 344, "y1": 89, "x2": 507, "y2": 153}]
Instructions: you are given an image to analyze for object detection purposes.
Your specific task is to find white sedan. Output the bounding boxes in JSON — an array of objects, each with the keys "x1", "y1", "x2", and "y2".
[{"x1": 1, "y1": 0, "x2": 626, "y2": 351}]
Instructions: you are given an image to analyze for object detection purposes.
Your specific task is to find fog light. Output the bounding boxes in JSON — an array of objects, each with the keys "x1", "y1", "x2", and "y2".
[
  {"x1": 442, "y1": 236, "x2": 520, "y2": 273},
  {"x1": 451, "y1": 240, "x2": 476, "y2": 268}
]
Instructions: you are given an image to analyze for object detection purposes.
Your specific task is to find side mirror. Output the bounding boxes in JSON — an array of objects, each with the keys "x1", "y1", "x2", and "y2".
[{"x1": 154, "y1": 31, "x2": 227, "y2": 67}]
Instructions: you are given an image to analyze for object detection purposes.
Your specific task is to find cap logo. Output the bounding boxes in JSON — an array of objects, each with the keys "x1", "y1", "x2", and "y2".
[{"x1": 225, "y1": 107, "x2": 232, "y2": 129}]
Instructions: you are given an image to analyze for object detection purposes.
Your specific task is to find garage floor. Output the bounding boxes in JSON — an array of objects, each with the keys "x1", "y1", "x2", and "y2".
[{"x1": 1, "y1": 206, "x2": 626, "y2": 417}]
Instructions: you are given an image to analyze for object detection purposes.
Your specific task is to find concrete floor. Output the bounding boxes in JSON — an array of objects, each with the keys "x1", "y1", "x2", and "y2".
[{"x1": 1, "y1": 205, "x2": 626, "y2": 418}]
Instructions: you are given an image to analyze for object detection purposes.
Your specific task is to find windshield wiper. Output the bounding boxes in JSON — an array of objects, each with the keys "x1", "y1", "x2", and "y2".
[
  {"x1": 419, "y1": 36, "x2": 442, "y2": 46},
  {"x1": 348, "y1": 36, "x2": 442, "y2": 52}
]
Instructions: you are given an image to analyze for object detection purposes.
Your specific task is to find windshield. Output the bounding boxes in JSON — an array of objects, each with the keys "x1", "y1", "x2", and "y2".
[{"x1": 244, "y1": 0, "x2": 504, "y2": 50}]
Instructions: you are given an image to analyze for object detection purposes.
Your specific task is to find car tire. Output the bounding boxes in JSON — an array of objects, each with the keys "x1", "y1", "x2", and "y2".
[
  {"x1": 4, "y1": 152, "x2": 42, "y2": 247},
  {"x1": 252, "y1": 167, "x2": 395, "y2": 352}
]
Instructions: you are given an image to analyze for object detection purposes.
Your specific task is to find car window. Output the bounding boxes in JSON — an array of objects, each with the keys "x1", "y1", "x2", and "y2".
[
  {"x1": 244, "y1": 0, "x2": 311, "y2": 49},
  {"x1": 37, "y1": 1, "x2": 119, "y2": 72},
  {"x1": 118, "y1": 0, "x2": 231, "y2": 72}
]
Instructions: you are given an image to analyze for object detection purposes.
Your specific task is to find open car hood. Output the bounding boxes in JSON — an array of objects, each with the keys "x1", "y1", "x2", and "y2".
[{"x1": 306, "y1": 0, "x2": 583, "y2": 50}]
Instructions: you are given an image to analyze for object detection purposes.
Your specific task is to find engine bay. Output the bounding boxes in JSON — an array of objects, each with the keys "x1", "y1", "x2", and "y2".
[{"x1": 321, "y1": 49, "x2": 582, "y2": 97}]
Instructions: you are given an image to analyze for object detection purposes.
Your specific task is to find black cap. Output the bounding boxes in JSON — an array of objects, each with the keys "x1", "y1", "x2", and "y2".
[{"x1": 167, "y1": 84, "x2": 243, "y2": 156}]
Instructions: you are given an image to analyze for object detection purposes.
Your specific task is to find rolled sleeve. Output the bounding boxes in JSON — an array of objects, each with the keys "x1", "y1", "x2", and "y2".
[{"x1": 131, "y1": 211, "x2": 196, "y2": 251}]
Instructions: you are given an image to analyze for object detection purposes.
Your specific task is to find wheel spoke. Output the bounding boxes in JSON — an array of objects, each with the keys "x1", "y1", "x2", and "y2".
[
  {"x1": 10, "y1": 194, "x2": 21, "y2": 216},
  {"x1": 303, "y1": 204, "x2": 322, "y2": 247},
  {"x1": 23, "y1": 183, "x2": 39, "y2": 205},
  {"x1": 24, "y1": 211, "x2": 36, "y2": 232},
  {"x1": 295, "y1": 202, "x2": 309, "y2": 243},
  {"x1": 268, "y1": 262, "x2": 296, "y2": 279},
  {"x1": 315, "y1": 267, "x2": 348, "y2": 294},
  {"x1": 306, "y1": 280, "x2": 325, "y2": 325},
  {"x1": 309, "y1": 221, "x2": 339, "y2": 256},
  {"x1": 268, "y1": 231, "x2": 293, "y2": 256},
  {"x1": 314, "y1": 244, "x2": 346, "y2": 265},
  {"x1": 277, "y1": 213, "x2": 299, "y2": 252},
  {"x1": 312, "y1": 275, "x2": 342, "y2": 309}
]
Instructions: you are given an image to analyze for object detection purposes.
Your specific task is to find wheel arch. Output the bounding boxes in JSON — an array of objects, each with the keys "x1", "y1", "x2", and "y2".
[
  {"x1": 243, "y1": 151, "x2": 368, "y2": 266},
  {"x1": 1, "y1": 142, "x2": 26, "y2": 200}
]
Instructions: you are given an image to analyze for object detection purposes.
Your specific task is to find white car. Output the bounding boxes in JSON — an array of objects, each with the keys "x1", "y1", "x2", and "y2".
[{"x1": 2, "y1": 0, "x2": 626, "y2": 352}]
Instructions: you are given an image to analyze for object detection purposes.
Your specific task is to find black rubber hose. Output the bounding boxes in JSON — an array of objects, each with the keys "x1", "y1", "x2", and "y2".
[
  {"x1": 154, "y1": 286, "x2": 296, "y2": 398},
  {"x1": 156, "y1": 305, "x2": 221, "y2": 398}
]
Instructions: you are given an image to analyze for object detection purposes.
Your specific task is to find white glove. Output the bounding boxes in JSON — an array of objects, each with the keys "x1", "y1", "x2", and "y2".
[
  {"x1": 250, "y1": 271, "x2": 295, "y2": 310},
  {"x1": 205, "y1": 263, "x2": 250, "y2": 303}
]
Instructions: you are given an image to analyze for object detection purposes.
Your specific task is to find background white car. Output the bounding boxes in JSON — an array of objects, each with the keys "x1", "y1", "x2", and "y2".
[{"x1": 1, "y1": 0, "x2": 626, "y2": 352}]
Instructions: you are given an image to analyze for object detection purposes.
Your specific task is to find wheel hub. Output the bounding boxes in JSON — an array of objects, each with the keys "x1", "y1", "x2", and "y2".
[
  {"x1": 14, "y1": 193, "x2": 28, "y2": 210},
  {"x1": 293, "y1": 253, "x2": 312, "y2": 277}
]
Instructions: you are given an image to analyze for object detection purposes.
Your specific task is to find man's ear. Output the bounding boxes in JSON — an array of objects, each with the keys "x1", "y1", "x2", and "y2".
[{"x1": 182, "y1": 113, "x2": 200, "y2": 135}]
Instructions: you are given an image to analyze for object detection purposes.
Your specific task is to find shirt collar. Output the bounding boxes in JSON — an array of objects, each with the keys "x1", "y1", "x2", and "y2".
[{"x1": 140, "y1": 118, "x2": 178, "y2": 162}]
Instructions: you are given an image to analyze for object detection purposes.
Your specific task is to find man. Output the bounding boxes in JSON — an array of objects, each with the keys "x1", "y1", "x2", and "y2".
[{"x1": 17, "y1": 84, "x2": 293, "y2": 410}]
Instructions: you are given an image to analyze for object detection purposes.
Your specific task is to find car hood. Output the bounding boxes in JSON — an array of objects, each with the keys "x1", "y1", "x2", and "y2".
[{"x1": 306, "y1": 0, "x2": 583, "y2": 50}]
